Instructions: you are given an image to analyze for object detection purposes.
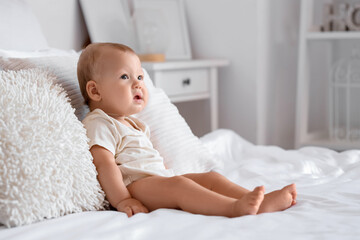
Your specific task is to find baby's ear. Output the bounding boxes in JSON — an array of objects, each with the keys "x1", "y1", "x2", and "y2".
[{"x1": 86, "y1": 80, "x2": 101, "y2": 102}]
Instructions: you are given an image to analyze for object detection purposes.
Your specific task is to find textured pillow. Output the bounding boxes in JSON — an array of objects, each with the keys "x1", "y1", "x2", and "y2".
[
  {"x1": 0, "y1": 68, "x2": 105, "y2": 228},
  {"x1": 0, "y1": 0, "x2": 48, "y2": 50},
  {"x1": 0, "y1": 48, "x2": 78, "y2": 58},
  {"x1": 0, "y1": 54, "x2": 88, "y2": 121},
  {"x1": 135, "y1": 70, "x2": 220, "y2": 175}
]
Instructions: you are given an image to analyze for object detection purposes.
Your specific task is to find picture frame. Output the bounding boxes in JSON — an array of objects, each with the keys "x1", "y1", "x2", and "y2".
[
  {"x1": 79, "y1": 0, "x2": 138, "y2": 51},
  {"x1": 133, "y1": 0, "x2": 192, "y2": 60}
]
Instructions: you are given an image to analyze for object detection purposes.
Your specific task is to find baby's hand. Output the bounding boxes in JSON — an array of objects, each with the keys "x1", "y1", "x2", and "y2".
[{"x1": 116, "y1": 198, "x2": 149, "y2": 217}]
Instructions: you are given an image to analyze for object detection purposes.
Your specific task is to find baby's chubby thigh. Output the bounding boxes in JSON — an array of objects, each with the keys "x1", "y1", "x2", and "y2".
[{"x1": 127, "y1": 175, "x2": 191, "y2": 211}]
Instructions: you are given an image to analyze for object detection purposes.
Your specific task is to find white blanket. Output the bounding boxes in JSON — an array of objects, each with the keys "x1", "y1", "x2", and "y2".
[{"x1": 1, "y1": 129, "x2": 359, "y2": 240}]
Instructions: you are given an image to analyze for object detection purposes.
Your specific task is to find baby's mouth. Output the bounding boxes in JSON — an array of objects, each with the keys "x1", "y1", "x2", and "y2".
[
  {"x1": 134, "y1": 94, "x2": 142, "y2": 100},
  {"x1": 134, "y1": 94, "x2": 143, "y2": 102}
]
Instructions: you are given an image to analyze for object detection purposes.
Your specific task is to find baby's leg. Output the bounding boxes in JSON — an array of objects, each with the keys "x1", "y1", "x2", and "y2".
[
  {"x1": 182, "y1": 172, "x2": 297, "y2": 214},
  {"x1": 127, "y1": 176, "x2": 264, "y2": 217},
  {"x1": 183, "y1": 172, "x2": 250, "y2": 199},
  {"x1": 258, "y1": 183, "x2": 297, "y2": 214}
]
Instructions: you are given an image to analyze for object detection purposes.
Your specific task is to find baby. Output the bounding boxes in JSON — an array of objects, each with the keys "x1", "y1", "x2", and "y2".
[{"x1": 77, "y1": 42, "x2": 297, "y2": 217}]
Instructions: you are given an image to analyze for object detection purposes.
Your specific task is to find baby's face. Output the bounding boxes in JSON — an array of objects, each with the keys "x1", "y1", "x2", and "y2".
[{"x1": 94, "y1": 48, "x2": 148, "y2": 119}]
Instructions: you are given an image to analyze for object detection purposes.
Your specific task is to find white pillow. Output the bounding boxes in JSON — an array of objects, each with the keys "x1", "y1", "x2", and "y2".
[
  {"x1": 0, "y1": 68, "x2": 105, "y2": 228},
  {"x1": 0, "y1": 55, "x2": 88, "y2": 121},
  {"x1": 0, "y1": 0, "x2": 48, "y2": 51},
  {"x1": 0, "y1": 48, "x2": 78, "y2": 58},
  {"x1": 0, "y1": 54, "x2": 220, "y2": 175}
]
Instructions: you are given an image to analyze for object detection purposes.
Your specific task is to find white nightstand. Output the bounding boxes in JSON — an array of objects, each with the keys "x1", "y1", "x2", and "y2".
[{"x1": 142, "y1": 59, "x2": 229, "y2": 131}]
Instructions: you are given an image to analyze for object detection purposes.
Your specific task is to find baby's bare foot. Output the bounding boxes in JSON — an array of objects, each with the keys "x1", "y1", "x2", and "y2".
[
  {"x1": 287, "y1": 183, "x2": 297, "y2": 206},
  {"x1": 258, "y1": 183, "x2": 297, "y2": 214},
  {"x1": 232, "y1": 186, "x2": 265, "y2": 217}
]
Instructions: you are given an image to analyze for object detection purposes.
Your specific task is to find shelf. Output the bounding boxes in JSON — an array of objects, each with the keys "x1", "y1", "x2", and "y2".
[
  {"x1": 298, "y1": 131, "x2": 360, "y2": 151},
  {"x1": 299, "y1": 139, "x2": 360, "y2": 151},
  {"x1": 297, "y1": 0, "x2": 360, "y2": 151},
  {"x1": 306, "y1": 31, "x2": 360, "y2": 40},
  {"x1": 332, "y1": 82, "x2": 360, "y2": 87}
]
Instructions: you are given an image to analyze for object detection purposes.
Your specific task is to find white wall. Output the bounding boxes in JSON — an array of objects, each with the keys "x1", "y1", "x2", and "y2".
[
  {"x1": 184, "y1": 0, "x2": 300, "y2": 148},
  {"x1": 184, "y1": 0, "x2": 259, "y2": 143}
]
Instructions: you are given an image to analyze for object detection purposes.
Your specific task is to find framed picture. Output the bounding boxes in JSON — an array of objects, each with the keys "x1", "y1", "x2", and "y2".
[
  {"x1": 133, "y1": 0, "x2": 192, "y2": 60},
  {"x1": 79, "y1": 0, "x2": 138, "y2": 51}
]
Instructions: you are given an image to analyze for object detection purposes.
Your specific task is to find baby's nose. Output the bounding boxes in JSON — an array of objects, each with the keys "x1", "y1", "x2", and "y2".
[{"x1": 133, "y1": 82, "x2": 141, "y2": 88}]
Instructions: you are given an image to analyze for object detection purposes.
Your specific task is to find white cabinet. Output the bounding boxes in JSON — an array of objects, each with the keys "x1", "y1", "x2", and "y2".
[
  {"x1": 142, "y1": 59, "x2": 229, "y2": 131},
  {"x1": 153, "y1": 68, "x2": 210, "y2": 98},
  {"x1": 296, "y1": 0, "x2": 360, "y2": 150}
]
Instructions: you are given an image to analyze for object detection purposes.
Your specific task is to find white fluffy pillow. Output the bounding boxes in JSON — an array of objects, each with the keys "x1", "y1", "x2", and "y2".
[
  {"x1": 0, "y1": 55, "x2": 88, "y2": 121},
  {"x1": 0, "y1": 69, "x2": 105, "y2": 227}
]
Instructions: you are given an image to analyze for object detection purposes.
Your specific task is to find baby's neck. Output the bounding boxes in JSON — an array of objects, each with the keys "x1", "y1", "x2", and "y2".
[
  {"x1": 89, "y1": 104, "x2": 138, "y2": 130},
  {"x1": 89, "y1": 104, "x2": 128, "y2": 122}
]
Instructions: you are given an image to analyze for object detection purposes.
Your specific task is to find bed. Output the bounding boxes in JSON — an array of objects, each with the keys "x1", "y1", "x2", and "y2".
[
  {"x1": 1, "y1": 129, "x2": 360, "y2": 239},
  {"x1": 1, "y1": 1, "x2": 360, "y2": 239}
]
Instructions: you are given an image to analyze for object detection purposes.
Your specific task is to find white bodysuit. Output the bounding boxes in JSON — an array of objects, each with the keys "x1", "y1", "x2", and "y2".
[{"x1": 82, "y1": 108, "x2": 175, "y2": 186}]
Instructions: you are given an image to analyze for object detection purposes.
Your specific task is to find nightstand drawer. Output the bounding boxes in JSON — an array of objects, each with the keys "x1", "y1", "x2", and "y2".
[{"x1": 155, "y1": 69, "x2": 209, "y2": 97}]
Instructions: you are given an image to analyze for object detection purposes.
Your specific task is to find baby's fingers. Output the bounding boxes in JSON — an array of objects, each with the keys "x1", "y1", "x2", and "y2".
[
  {"x1": 124, "y1": 207, "x2": 133, "y2": 217},
  {"x1": 132, "y1": 205, "x2": 149, "y2": 215},
  {"x1": 143, "y1": 206, "x2": 149, "y2": 213},
  {"x1": 141, "y1": 205, "x2": 149, "y2": 213}
]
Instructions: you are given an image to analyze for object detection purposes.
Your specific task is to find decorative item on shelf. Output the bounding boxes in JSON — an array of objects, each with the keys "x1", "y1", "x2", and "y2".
[
  {"x1": 346, "y1": 4, "x2": 360, "y2": 31},
  {"x1": 79, "y1": 0, "x2": 138, "y2": 51},
  {"x1": 79, "y1": 0, "x2": 192, "y2": 61},
  {"x1": 322, "y1": 3, "x2": 347, "y2": 31},
  {"x1": 329, "y1": 47, "x2": 360, "y2": 142},
  {"x1": 321, "y1": 2, "x2": 360, "y2": 31},
  {"x1": 133, "y1": 8, "x2": 168, "y2": 62},
  {"x1": 133, "y1": 0, "x2": 192, "y2": 61}
]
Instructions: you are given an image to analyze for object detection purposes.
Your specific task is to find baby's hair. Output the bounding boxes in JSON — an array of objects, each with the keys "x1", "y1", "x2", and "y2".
[{"x1": 77, "y1": 42, "x2": 136, "y2": 105}]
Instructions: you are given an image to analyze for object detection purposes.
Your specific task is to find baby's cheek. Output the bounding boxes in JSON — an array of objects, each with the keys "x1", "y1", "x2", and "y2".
[{"x1": 143, "y1": 90, "x2": 149, "y2": 102}]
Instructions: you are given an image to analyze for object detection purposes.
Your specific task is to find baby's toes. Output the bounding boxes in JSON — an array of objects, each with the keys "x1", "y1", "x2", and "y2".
[
  {"x1": 287, "y1": 184, "x2": 297, "y2": 202},
  {"x1": 252, "y1": 187, "x2": 265, "y2": 204}
]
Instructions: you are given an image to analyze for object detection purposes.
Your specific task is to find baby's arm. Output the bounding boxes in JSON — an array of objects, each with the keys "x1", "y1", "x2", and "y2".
[{"x1": 90, "y1": 145, "x2": 149, "y2": 217}]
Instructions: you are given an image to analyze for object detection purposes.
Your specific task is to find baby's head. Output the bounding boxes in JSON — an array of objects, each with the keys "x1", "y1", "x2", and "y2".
[{"x1": 77, "y1": 43, "x2": 148, "y2": 118}]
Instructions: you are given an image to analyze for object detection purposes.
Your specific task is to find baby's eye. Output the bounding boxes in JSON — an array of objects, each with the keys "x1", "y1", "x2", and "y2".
[
  {"x1": 120, "y1": 74, "x2": 129, "y2": 80},
  {"x1": 137, "y1": 75, "x2": 143, "y2": 81}
]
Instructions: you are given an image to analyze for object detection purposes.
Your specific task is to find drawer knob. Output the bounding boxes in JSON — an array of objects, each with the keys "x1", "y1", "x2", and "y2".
[{"x1": 182, "y1": 78, "x2": 191, "y2": 86}]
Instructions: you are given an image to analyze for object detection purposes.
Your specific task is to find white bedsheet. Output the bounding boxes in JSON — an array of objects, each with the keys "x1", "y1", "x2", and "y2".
[{"x1": 1, "y1": 129, "x2": 360, "y2": 240}]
